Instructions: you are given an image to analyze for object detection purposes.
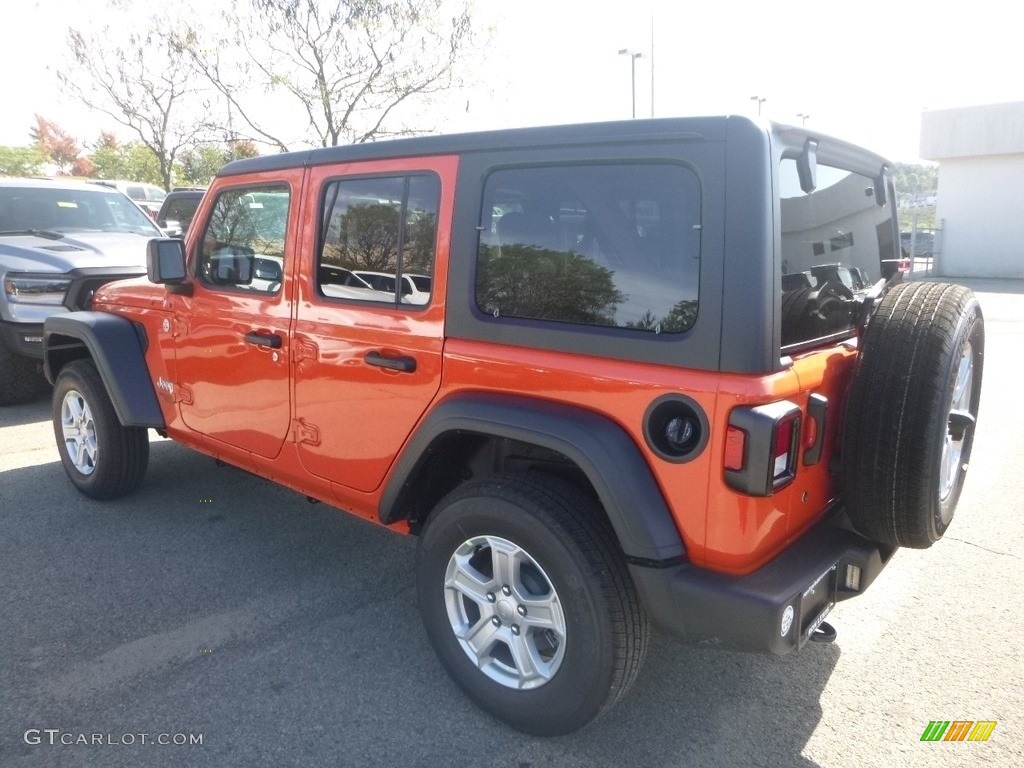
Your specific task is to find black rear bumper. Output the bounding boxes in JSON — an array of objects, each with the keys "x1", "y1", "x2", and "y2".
[{"x1": 629, "y1": 512, "x2": 895, "y2": 655}]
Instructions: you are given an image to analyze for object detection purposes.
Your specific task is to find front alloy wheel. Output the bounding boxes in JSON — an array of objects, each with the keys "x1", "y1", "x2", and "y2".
[
  {"x1": 61, "y1": 389, "x2": 98, "y2": 476},
  {"x1": 52, "y1": 359, "x2": 150, "y2": 499}
]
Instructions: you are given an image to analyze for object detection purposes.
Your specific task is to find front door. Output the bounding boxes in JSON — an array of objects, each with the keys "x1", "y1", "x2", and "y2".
[
  {"x1": 174, "y1": 175, "x2": 302, "y2": 459},
  {"x1": 292, "y1": 158, "x2": 455, "y2": 492}
]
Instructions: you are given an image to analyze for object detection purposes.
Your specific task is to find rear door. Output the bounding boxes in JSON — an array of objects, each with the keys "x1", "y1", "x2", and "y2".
[{"x1": 292, "y1": 157, "x2": 455, "y2": 492}]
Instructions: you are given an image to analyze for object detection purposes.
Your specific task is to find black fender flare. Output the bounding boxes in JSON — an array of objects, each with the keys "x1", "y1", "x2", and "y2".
[
  {"x1": 380, "y1": 393, "x2": 686, "y2": 564},
  {"x1": 44, "y1": 312, "x2": 164, "y2": 429}
]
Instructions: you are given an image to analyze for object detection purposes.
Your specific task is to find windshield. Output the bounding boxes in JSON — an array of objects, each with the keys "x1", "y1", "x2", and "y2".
[
  {"x1": 0, "y1": 187, "x2": 162, "y2": 236},
  {"x1": 779, "y1": 159, "x2": 897, "y2": 350}
]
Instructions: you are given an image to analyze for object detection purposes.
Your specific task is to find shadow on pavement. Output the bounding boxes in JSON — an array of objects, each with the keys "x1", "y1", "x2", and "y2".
[{"x1": 1, "y1": 441, "x2": 835, "y2": 768}]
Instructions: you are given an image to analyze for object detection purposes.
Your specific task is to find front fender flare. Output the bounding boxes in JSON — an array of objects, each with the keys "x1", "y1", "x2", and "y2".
[
  {"x1": 44, "y1": 312, "x2": 164, "y2": 429},
  {"x1": 380, "y1": 393, "x2": 686, "y2": 564}
]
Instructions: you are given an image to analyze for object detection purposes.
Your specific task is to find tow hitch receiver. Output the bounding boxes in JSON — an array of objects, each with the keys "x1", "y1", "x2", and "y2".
[
  {"x1": 809, "y1": 621, "x2": 837, "y2": 644},
  {"x1": 800, "y1": 565, "x2": 837, "y2": 647}
]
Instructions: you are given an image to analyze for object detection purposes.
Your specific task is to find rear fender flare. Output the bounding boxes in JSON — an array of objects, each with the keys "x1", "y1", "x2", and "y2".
[{"x1": 380, "y1": 393, "x2": 686, "y2": 563}]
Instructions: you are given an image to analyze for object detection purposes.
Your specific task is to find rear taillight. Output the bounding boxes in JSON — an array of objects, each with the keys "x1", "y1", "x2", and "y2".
[{"x1": 724, "y1": 401, "x2": 801, "y2": 496}]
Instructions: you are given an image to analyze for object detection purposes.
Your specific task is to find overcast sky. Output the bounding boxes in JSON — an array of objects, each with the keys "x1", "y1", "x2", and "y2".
[{"x1": 4, "y1": 0, "x2": 1021, "y2": 163}]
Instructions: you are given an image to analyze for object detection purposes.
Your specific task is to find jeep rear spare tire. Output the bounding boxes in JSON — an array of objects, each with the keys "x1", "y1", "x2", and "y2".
[{"x1": 842, "y1": 282, "x2": 984, "y2": 548}]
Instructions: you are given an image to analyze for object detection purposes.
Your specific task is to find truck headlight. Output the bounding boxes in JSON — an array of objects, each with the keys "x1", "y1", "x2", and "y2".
[{"x1": 3, "y1": 275, "x2": 72, "y2": 305}]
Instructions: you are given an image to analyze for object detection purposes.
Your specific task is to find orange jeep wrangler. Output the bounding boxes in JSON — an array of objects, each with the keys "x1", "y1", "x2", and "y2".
[{"x1": 43, "y1": 117, "x2": 984, "y2": 735}]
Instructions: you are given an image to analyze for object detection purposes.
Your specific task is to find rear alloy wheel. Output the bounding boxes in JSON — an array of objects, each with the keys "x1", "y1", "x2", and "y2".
[
  {"x1": 443, "y1": 534, "x2": 568, "y2": 690},
  {"x1": 842, "y1": 282, "x2": 984, "y2": 548},
  {"x1": 52, "y1": 359, "x2": 149, "y2": 499},
  {"x1": 416, "y1": 474, "x2": 648, "y2": 735}
]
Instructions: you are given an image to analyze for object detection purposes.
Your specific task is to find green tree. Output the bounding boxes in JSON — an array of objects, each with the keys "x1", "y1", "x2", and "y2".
[
  {"x1": 177, "y1": 145, "x2": 228, "y2": 187},
  {"x1": 88, "y1": 132, "x2": 130, "y2": 179},
  {"x1": 626, "y1": 300, "x2": 697, "y2": 333},
  {"x1": 894, "y1": 162, "x2": 939, "y2": 231},
  {"x1": 476, "y1": 245, "x2": 624, "y2": 326},
  {"x1": 176, "y1": 140, "x2": 261, "y2": 187},
  {"x1": 0, "y1": 145, "x2": 48, "y2": 177},
  {"x1": 404, "y1": 211, "x2": 437, "y2": 273},
  {"x1": 87, "y1": 133, "x2": 163, "y2": 185},
  {"x1": 894, "y1": 162, "x2": 938, "y2": 205}
]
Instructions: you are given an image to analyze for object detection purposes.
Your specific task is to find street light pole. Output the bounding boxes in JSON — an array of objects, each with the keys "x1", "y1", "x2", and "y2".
[
  {"x1": 797, "y1": 112, "x2": 810, "y2": 125},
  {"x1": 750, "y1": 95, "x2": 766, "y2": 116},
  {"x1": 619, "y1": 48, "x2": 643, "y2": 119}
]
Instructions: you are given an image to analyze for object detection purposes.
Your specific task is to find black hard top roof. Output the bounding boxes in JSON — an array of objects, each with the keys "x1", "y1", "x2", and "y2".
[
  {"x1": 217, "y1": 115, "x2": 892, "y2": 179},
  {"x1": 217, "y1": 116, "x2": 733, "y2": 177}
]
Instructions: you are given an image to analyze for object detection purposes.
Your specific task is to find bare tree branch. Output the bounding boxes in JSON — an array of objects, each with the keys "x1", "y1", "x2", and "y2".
[
  {"x1": 184, "y1": 0, "x2": 482, "y2": 148},
  {"x1": 60, "y1": 23, "x2": 213, "y2": 190}
]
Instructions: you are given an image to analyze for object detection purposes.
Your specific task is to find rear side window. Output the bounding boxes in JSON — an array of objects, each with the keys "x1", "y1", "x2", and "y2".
[
  {"x1": 197, "y1": 185, "x2": 290, "y2": 294},
  {"x1": 318, "y1": 174, "x2": 440, "y2": 306},
  {"x1": 475, "y1": 163, "x2": 701, "y2": 333}
]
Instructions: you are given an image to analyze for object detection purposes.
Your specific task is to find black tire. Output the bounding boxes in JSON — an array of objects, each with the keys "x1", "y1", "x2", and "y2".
[
  {"x1": 0, "y1": 343, "x2": 46, "y2": 406},
  {"x1": 842, "y1": 282, "x2": 984, "y2": 548},
  {"x1": 52, "y1": 359, "x2": 150, "y2": 499},
  {"x1": 781, "y1": 286, "x2": 813, "y2": 344},
  {"x1": 416, "y1": 474, "x2": 648, "y2": 736}
]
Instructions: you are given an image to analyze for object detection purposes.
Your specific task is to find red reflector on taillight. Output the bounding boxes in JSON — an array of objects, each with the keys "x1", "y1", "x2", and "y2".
[
  {"x1": 724, "y1": 426, "x2": 746, "y2": 471},
  {"x1": 773, "y1": 419, "x2": 794, "y2": 477}
]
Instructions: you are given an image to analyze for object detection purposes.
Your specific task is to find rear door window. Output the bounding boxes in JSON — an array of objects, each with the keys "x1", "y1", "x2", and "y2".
[{"x1": 317, "y1": 174, "x2": 440, "y2": 306}]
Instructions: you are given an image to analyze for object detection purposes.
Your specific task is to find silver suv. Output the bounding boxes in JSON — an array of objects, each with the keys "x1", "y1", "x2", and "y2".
[{"x1": 0, "y1": 178, "x2": 160, "y2": 404}]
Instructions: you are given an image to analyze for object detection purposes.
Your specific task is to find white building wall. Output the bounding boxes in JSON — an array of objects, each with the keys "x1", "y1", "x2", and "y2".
[
  {"x1": 920, "y1": 101, "x2": 1024, "y2": 279},
  {"x1": 934, "y1": 154, "x2": 1024, "y2": 278},
  {"x1": 921, "y1": 102, "x2": 1024, "y2": 159}
]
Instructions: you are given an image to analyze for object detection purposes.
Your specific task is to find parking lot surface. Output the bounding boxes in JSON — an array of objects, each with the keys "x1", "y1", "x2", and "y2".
[{"x1": 1, "y1": 278, "x2": 1022, "y2": 768}]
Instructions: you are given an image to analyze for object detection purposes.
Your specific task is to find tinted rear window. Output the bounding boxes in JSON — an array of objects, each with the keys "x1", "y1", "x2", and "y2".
[
  {"x1": 475, "y1": 163, "x2": 701, "y2": 333},
  {"x1": 779, "y1": 160, "x2": 896, "y2": 349}
]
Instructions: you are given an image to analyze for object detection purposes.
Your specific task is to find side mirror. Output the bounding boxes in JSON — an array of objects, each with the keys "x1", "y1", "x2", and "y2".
[
  {"x1": 208, "y1": 245, "x2": 255, "y2": 285},
  {"x1": 147, "y1": 238, "x2": 187, "y2": 284},
  {"x1": 253, "y1": 257, "x2": 282, "y2": 282}
]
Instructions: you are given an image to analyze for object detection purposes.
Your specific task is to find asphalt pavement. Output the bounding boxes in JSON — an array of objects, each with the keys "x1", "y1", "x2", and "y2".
[{"x1": 1, "y1": 277, "x2": 1022, "y2": 768}]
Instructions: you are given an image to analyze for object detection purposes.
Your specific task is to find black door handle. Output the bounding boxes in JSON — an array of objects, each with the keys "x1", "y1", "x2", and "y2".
[
  {"x1": 364, "y1": 351, "x2": 417, "y2": 373},
  {"x1": 244, "y1": 331, "x2": 282, "y2": 349}
]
